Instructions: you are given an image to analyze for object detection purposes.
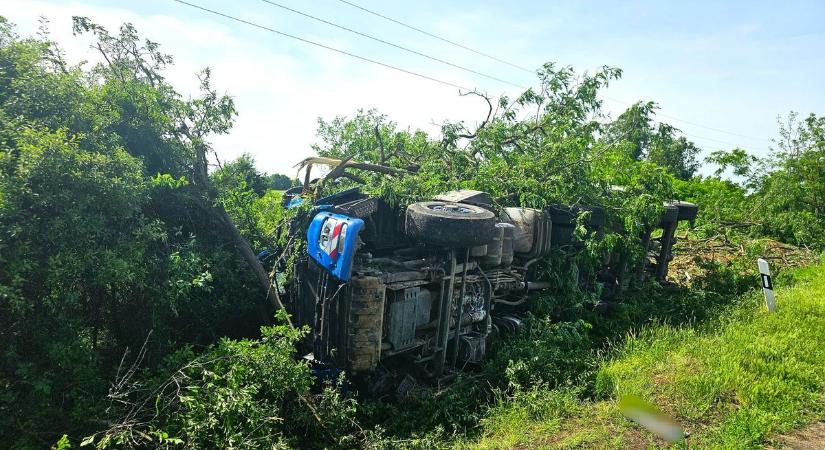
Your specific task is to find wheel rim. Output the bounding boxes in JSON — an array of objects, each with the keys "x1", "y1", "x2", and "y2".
[{"x1": 428, "y1": 203, "x2": 475, "y2": 215}]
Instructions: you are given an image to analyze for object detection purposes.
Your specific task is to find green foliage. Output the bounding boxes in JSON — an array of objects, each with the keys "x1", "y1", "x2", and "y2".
[
  {"x1": 0, "y1": 17, "x2": 265, "y2": 448},
  {"x1": 602, "y1": 101, "x2": 700, "y2": 180},
  {"x1": 694, "y1": 112, "x2": 825, "y2": 248},
  {"x1": 268, "y1": 173, "x2": 295, "y2": 190},
  {"x1": 52, "y1": 435, "x2": 73, "y2": 450},
  {"x1": 757, "y1": 113, "x2": 825, "y2": 247},
  {"x1": 211, "y1": 154, "x2": 298, "y2": 251},
  {"x1": 673, "y1": 176, "x2": 748, "y2": 228},
  {"x1": 86, "y1": 314, "x2": 319, "y2": 450},
  {"x1": 706, "y1": 147, "x2": 760, "y2": 183},
  {"x1": 0, "y1": 123, "x2": 156, "y2": 446},
  {"x1": 316, "y1": 64, "x2": 626, "y2": 208},
  {"x1": 166, "y1": 324, "x2": 312, "y2": 449},
  {"x1": 603, "y1": 101, "x2": 657, "y2": 160},
  {"x1": 487, "y1": 319, "x2": 593, "y2": 390},
  {"x1": 471, "y1": 263, "x2": 825, "y2": 449},
  {"x1": 212, "y1": 153, "x2": 271, "y2": 195},
  {"x1": 212, "y1": 153, "x2": 294, "y2": 195},
  {"x1": 647, "y1": 131, "x2": 700, "y2": 181}
]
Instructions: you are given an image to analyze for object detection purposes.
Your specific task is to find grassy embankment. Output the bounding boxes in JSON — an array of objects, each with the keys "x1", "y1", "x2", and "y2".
[{"x1": 470, "y1": 263, "x2": 825, "y2": 449}]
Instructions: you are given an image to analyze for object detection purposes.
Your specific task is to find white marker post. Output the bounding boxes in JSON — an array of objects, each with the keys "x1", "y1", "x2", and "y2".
[{"x1": 757, "y1": 258, "x2": 776, "y2": 312}]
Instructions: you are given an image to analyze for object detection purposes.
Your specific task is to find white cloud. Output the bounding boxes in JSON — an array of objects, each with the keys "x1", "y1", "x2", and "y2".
[
  {"x1": 8, "y1": 0, "x2": 791, "y2": 179},
  {"x1": 4, "y1": 0, "x2": 507, "y2": 176}
]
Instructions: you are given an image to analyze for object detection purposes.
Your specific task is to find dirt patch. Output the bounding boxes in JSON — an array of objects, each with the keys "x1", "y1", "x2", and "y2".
[
  {"x1": 770, "y1": 422, "x2": 825, "y2": 449},
  {"x1": 668, "y1": 235, "x2": 817, "y2": 287}
]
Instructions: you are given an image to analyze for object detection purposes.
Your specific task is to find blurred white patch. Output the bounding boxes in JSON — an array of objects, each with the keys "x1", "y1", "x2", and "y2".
[{"x1": 618, "y1": 394, "x2": 684, "y2": 443}]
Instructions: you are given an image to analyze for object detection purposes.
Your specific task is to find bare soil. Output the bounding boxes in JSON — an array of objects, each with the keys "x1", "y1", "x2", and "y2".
[
  {"x1": 770, "y1": 422, "x2": 825, "y2": 450},
  {"x1": 668, "y1": 234, "x2": 817, "y2": 287}
]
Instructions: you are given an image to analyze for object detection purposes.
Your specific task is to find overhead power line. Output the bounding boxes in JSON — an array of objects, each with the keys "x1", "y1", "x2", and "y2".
[
  {"x1": 336, "y1": 0, "x2": 772, "y2": 144},
  {"x1": 171, "y1": 0, "x2": 472, "y2": 91},
  {"x1": 602, "y1": 96, "x2": 771, "y2": 142},
  {"x1": 174, "y1": 0, "x2": 770, "y2": 148},
  {"x1": 258, "y1": 0, "x2": 527, "y2": 90},
  {"x1": 658, "y1": 113, "x2": 772, "y2": 143},
  {"x1": 681, "y1": 132, "x2": 753, "y2": 148},
  {"x1": 336, "y1": 0, "x2": 535, "y2": 73},
  {"x1": 682, "y1": 134, "x2": 768, "y2": 154}
]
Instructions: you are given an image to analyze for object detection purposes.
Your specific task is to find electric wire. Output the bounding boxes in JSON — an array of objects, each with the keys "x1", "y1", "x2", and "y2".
[
  {"x1": 680, "y1": 133, "x2": 751, "y2": 148},
  {"x1": 659, "y1": 113, "x2": 771, "y2": 142},
  {"x1": 258, "y1": 0, "x2": 527, "y2": 89},
  {"x1": 336, "y1": 0, "x2": 535, "y2": 73},
  {"x1": 171, "y1": 0, "x2": 473, "y2": 91},
  {"x1": 174, "y1": 0, "x2": 770, "y2": 148},
  {"x1": 602, "y1": 96, "x2": 771, "y2": 142},
  {"x1": 336, "y1": 0, "x2": 771, "y2": 143}
]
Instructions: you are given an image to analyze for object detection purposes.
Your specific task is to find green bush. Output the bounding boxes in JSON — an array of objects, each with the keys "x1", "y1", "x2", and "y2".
[
  {"x1": 87, "y1": 314, "x2": 321, "y2": 449},
  {"x1": 0, "y1": 17, "x2": 264, "y2": 447}
]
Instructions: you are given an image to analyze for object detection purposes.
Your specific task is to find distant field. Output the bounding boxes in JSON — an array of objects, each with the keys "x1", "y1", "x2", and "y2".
[{"x1": 470, "y1": 263, "x2": 825, "y2": 449}]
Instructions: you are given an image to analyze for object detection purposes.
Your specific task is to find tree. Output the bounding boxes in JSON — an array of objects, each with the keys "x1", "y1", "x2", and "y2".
[
  {"x1": 705, "y1": 147, "x2": 761, "y2": 189},
  {"x1": 268, "y1": 173, "x2": 295, "y2": 190},
  {"x1": 701, "y1": 112, "x2": 825, "y2": 247},
  {"x1": 603, "y1": 102, "x2": 700, "y2": 180},
  {"x1": 602, "y1": 101, "x2": 657, "y2": 160},
  {"x1": 212, "y1": 153, "x2": 270, "y2": 195},
  {"x1": 773, "y1": 112, "x2": 825, "y2": 217},
  {"x1": 757, "y1": 112, "x2": 825, "y2": 246},
  {"x1": 0, "y1": 124, "x2": 156, "y2": 447},
  {"x1": 647, "y1": 125, "x2": 700, "y2": 181},
  {"x1": 71, "y1": 17, "x2": 277, "y2": 318},
  {"x1": 0, "y1": 17, "x2": 276, "y2": 447}
]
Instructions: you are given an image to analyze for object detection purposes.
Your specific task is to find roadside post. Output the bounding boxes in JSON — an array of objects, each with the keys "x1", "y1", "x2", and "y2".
[{"x1": 757, "y1": 258, "x2": 776, "y2": 312}]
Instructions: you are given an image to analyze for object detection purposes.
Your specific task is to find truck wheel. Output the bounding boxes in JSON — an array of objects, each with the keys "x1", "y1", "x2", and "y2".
[{"x1": 405, "y1": 201, "x2": 496, "y2": 247}]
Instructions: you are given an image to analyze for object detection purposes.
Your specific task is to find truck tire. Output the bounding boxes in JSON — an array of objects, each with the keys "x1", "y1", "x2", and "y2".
[{"x1": 405, "y1": 201, "x2": 496, "y2": 247}]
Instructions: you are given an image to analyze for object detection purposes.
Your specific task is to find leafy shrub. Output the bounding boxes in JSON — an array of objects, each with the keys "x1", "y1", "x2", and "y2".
[
  {"x1": 486, "y1": 318, "x2": 593, "y2": 390},
  {"x1": 87, "y1": 314, "x2": 318, "y2": 449},
  {"x1": 0, "y1": 17, "x2": 265, "y2": 448}
]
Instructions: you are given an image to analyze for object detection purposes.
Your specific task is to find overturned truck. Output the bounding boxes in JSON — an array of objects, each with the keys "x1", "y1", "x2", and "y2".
[{"x1": 279, "y1": 165, "x2": 697, "y2": 385}]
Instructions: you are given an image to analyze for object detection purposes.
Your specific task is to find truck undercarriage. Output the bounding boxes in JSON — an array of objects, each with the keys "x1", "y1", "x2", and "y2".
[{"x1": 277, "y1": 169, "x2": 697, "y2": 390}]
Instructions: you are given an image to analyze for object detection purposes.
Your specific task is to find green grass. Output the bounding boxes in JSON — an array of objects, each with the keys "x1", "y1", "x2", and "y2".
[{"x1": 468, "y1": 263, "x2": 825, "y2": 449}]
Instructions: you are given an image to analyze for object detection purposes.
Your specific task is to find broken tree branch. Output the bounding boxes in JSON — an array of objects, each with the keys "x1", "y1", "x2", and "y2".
[
  {"x1": 458, "y1": 90, "x2": 493, "y2": 140},
  {"x1": 374, "y1": 125, "x2": 386, "y2": 164}
]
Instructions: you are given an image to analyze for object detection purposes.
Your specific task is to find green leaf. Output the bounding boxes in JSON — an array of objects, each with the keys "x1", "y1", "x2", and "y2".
[{"x1": 79, "y1": 435, "x2": 95, "y2": 447}]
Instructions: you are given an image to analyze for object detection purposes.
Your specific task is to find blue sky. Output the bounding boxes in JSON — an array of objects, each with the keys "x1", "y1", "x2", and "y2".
[{"x1": 4, "y1": 0, "x2": 824, "y2": 176}]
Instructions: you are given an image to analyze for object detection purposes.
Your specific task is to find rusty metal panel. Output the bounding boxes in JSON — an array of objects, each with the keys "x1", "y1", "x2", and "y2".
[{"x1": 346, "y1": 276, "x2": 385, "y2": 372}]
